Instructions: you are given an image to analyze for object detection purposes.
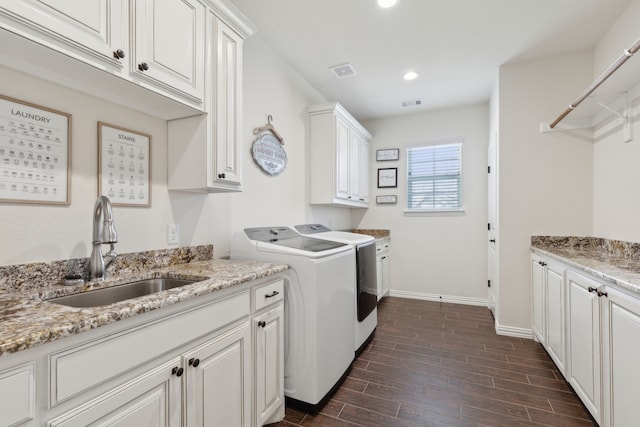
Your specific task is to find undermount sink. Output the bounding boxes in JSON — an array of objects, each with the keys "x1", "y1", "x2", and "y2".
[{"x1": 47, "y1": 277, "x2": 204, "y2": 308}]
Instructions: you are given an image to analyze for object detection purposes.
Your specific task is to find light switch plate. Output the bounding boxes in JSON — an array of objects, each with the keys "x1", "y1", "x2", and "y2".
[{"x1": 167, "y1": 224, "x2": 180, "y2": 245}]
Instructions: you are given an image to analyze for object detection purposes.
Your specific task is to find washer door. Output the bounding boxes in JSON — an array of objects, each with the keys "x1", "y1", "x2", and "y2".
[{"x1": 356, "y1": 241, "x2": 377, "y2": 322}]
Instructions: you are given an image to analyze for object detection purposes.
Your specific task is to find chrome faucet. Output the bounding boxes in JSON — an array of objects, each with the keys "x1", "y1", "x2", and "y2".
[{"x1": 89, "y1": 195, "x2": 118, "y2": 280}]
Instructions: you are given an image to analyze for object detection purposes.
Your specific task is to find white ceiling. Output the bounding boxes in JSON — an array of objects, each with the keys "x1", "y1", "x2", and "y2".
[{"x1": 230, "y1": 0, "x2": 633, "y2": 120}]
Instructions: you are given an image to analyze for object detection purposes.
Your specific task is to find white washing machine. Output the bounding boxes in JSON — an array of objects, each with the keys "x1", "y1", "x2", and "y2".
[
  {"x1": 230, "y1": 226, "x2": 355, "y2": 410},
  {"x1": 295, "y1": 224, "x2": 377, "y2": 354}
]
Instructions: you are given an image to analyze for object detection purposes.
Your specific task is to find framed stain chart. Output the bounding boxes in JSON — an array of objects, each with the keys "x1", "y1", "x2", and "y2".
[
  {"x1": 0, "y1": 95, "x2": 71, "y2": 205},
  {"x1": 98, "y1": 122, "x2": 151, "y2": 207}
]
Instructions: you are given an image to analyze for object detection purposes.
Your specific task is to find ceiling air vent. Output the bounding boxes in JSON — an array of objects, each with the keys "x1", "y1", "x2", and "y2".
[
  {"x1": 401, "y1": 98, "x2": 423, "y2": 108},
  {"x1": 329, "y1": 63, "x2": 357, "y2": 78}
]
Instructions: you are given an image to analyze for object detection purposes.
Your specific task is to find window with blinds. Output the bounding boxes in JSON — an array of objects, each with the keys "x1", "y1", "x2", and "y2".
[{"x1": 407, "y1": 141, "x2": 462, "y2": 210}]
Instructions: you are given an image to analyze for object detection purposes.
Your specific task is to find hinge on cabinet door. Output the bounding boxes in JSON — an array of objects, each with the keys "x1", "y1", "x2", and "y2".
[
  {"x1": 488, "y1": 280, "x2": 491, "y2": 288},
  {"x1": 488, "y1": 166, "x2": 491, "y2": 173}
]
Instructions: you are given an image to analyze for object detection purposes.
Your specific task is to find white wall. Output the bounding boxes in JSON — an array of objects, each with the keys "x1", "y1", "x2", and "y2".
[
  {"x1": 592, "y1": 0, "x2": 640, "y2": 242},
  {"x1": 0, "y1": 66, "x2": 220, "y2": 265},
  {"x1": 222, "y1": 35, "x2": 352, "y2": 257},
  {"x1": 0, "y1": 33, "x2": 354, "y2": 266},
  {"x1": 496, "y1": 52, "x2": 594, "y2": 332},
  {"x1": 355, "y1": 103, "x2": 489, "y2": 304}
]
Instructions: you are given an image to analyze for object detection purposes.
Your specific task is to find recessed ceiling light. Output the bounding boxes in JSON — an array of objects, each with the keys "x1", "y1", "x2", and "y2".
[
  {"x1": 403, "y1": 71, "x2": 419, "y2": 80},
  {"x1": 377, "y1": 0, "x2": 398, "y2": 8}
]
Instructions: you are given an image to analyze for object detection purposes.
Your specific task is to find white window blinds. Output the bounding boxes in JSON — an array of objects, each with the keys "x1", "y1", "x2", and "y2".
[{"x1": 407, "y1": 142, "x2": 462, "y2": 210}]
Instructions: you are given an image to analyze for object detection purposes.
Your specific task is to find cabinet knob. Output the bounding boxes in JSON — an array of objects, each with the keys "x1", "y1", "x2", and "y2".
[
  {"x1": 189, "y1": 358, "x2": 200, "y2": 367},
  {"x1": 265, "y1": 290, "x2": 280, "y2": 298},
  {"x1": 381, "y1": 256, "x2": 387, "y2": 260},
  {"x1": 538, "y1": 261, "x2": 547, "y2": 267},
  {"x1": 218, "y1": 172, "x2": 226, "y2": 179},
  {"x1": 490, "y1": 239, "x2": 496, "y2": 243},
  {"x1": 113, "y1": 49, "x2": 125, "y2": 59},
  {"x1": 138, "y1": 62, "x2": 149, "y2": 71},
  {"x1": 258, "y1": 320, "x2": 266, "y2": 328},
  {"x1": 172, "y1": 366, "x2": 184, "y2": 377},
  {"x1": 359, "y1": 198, "x2": 365, "y2": 201},
  {"x1": 588, "y1": 286, "x2": 597, "y2": 293},
  {"x1": 597, "y1": 290, "x2": 609, "y2": 298}
]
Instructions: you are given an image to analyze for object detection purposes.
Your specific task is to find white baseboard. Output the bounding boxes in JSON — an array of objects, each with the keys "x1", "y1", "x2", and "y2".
[
  {"x1": 388, "y1": 290, "x2": 488, "y2": 306},
  {"x1": 494, "y1": 323, "x2": 533, "y2": 339},
  {"x1": 386, "y1": 290, "x2": 534, "y2": 339}
]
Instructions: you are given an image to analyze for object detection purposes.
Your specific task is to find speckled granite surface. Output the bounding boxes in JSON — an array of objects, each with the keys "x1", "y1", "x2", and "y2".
[
  {"x1": 348, "y1": 229, "x2": 390, "y2": 239},
  {"x1": 0, "y1": 251, "x2": 288, "y2": 356},
  {"x1": 531, "y1": 236, "x2": 640, "y2": 294},
  {"x1": 0, "y1": 245, "x2": 213, "y2": 293}
]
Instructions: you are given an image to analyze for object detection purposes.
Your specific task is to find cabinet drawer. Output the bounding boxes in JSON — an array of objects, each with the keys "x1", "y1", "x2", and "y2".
[
  {"x1": 50, "y1": 290, "x2": 250, "y2": 405},
  {"x1": 253, "y1": 280, "x2": 284, "y2": 312},
  {"x1": 0, "y1": 363, "x2": 35, "y2": 426}
]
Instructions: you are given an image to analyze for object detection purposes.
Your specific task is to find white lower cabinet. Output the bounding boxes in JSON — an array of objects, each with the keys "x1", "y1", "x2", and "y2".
[
  {"x1": 532, "y1": 252, "x2": 640, "y2": 426},
  {"x1": 185, "y1": 323, "x2": 252, "y2": 427},
  {"x1": 566, "y1": 270, "x2": 602, "y2": 422},
  {"x1": 531, "y1": 254, "x2": 546, "y2": 345},
  {"x1": 545, "y1": 260, "x2": 566, "y2": 373},
  {"x1": 0, "y1": 276, "x2": 285, "y2": 427},
  {"x1": 48, "y1": 357, "x2": 183, "y2": 427},
  {"x1": 376, "y1": 238, "x2": 390, "y2": 301},
  {"x1": 0, "y1": 363, "x2": 35, "y2": 426},
  {"x1": 601, "y1": 286, "x2": 640, "y2": 427},
  {"x1": 252, "y1": 280, "x2": 285, "y2": 427}
]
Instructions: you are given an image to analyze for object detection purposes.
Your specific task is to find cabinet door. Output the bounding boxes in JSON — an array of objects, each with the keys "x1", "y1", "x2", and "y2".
[
  {"x1": 376, "y1": 254, "x2": 383, "y2": 301},
  {"x1": 132, "y1": 0, "x2": 204, "y2": 102},
  {"x1": 49, "y1": 358, "x2": 182, "y2": 427},
  {"x1": 357, "y1": 134, "x2": 370, "y2": 203},
  {"x1": 566, "y1": 271, "x2": 601, "y2": 423},
  {"x1": 602, "y1": 286, "x2": 640, "y2": 427},
  {"x1": 546, "y1": 261, "x2": 566, "y2": 374},
  {"x1": 381, "y1": 250, "x2": 390, "y2": 298},
  {"x1": 254, "y1": 304, "x2": 284, "y2": 426},
  {"x1": 185, "y1": 323, "x2": 251, "y2": 427},
  {"x1": 212, "y1": 16, "x2": 243, "y2": 187},
  {"x1": 0, "y1": 363, "x2": 35, "y2": 426},
  {"x1": 0, "y1": 0, "x2": 126, "y2": 68},
  {"x1": 530, "y1": 254, "x2": 546, "y2": 345},
  {"x1": 335, "y1": 116, "x2": 351, "y2": 201}
]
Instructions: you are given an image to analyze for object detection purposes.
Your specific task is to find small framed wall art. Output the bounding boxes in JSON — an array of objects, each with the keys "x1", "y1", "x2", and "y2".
[
  {"x1": 0, "y1": 95, "x2": 71, "y2": 205},
  {"x1": 376, "y1": 195, "x2": 397, "y2": 204},
  {"x1": 376, "y1": 148, "x2": 399, "y2": 161},
  {"x1": 377, "y1": 167, "x2": 397, "y2": 188},
  {"x1": 98, "y1": 122, "x2": 151, "y2": 207}
]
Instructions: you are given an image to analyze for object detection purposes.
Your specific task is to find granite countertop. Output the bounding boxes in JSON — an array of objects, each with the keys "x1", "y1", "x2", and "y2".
[
  {"x1": 349, "y1": 229, "x2": 390, "y2": 239},
  {"x1": 0, "y1": 259, "x2": 288, "y2": 356},
  {"x1": 531, "y1": 236, "x2": 640, "y2": 294}
]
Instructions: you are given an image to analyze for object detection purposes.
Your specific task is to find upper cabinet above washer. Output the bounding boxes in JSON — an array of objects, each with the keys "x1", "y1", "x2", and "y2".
[{"x1": 308, "y1": 102, "x2": 372, "y2": 208}]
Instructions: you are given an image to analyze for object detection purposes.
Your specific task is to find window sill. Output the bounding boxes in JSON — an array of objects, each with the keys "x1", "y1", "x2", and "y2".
[{"x1": 403, "y1": 208, "x2": 465, "y2": 217}]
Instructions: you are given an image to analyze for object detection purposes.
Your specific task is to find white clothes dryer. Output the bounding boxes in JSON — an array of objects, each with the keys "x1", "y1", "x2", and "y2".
[
  {"x1": 230, "y1": 227, "x2": 355, "y2": 410},
  {"x1": 295, "y1": 224, "x2": 377, "y2": 354}
]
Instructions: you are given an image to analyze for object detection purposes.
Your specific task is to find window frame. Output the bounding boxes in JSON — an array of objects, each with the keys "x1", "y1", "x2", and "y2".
[{"x1": 405, "y1": 138, "x2": 464, "y2": 214}]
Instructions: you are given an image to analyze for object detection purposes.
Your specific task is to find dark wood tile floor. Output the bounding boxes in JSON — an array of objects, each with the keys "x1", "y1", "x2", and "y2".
[{"x1": 268, "y1": 296, "x2": 597, "y2": 427}]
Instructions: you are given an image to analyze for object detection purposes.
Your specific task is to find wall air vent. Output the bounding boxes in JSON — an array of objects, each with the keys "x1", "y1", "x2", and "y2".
[
  {"x1": 401, "y1": 98, "x2": 424, "y2": 108},
  {"x1": 329, "y1": 63, "x2": 357, "y2": 78}
]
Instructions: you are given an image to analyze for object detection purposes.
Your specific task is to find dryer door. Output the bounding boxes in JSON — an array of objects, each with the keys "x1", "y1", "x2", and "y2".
[{"x1": 356, "y1": 241, "x2": 377, "y2": 322}]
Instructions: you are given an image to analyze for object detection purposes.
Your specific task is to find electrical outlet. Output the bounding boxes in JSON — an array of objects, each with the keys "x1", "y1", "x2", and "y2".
[{"x1": 167, "y1": 224, "x2": 180, "y2": 245}]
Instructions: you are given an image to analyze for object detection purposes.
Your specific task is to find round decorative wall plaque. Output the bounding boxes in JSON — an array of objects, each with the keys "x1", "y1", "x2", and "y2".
[{"x1": 251, "y1": 132, "x2": 287, "y2": 176}]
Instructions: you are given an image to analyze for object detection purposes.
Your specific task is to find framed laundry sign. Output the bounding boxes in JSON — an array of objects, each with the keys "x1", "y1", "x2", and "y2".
[
  {"x1": 0, "y1": 95, "x2": 71, "y2": 205},
  {"x1": 98, "y1": 122, "x2": 151, "y2": 207}
]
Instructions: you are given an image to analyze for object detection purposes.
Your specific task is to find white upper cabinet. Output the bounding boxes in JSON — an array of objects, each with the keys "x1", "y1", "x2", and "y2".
[
  {"x1": 212, "y1": 15, "x2": 243, "y2": 186},
  {"x1": 308, "y1": 102, "x2": 373, "y2": 208},
  {"x1": 131, "y1": 0, "x2": 205, "y2": 103},
  {"x1": 0, "y1": 0, "x2": 126, "y2": 69},
  {"x1": 167, "y1": 13, "x2": 250, "y2": 193}
]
